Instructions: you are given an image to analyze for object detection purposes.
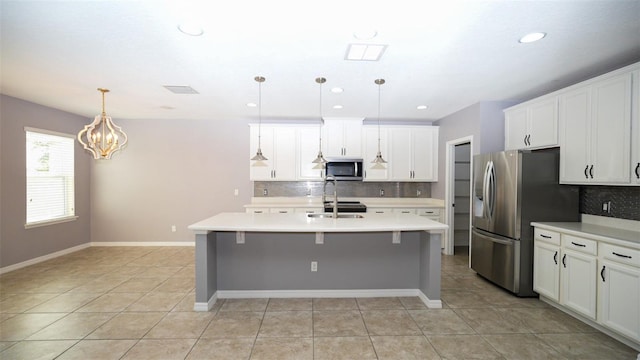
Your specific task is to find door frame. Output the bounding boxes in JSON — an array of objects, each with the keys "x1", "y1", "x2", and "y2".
[{"x1": 444, "y1": 136, "x2": 474, "y2": 256}]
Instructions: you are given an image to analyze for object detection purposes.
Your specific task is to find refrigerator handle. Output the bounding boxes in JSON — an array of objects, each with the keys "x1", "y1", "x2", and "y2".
[
  {"x1": 482, "y1": 161, "x2": 491, "y2": 219},
  {"x1": 487, "y1": 160, "x2": 497, "y2": 220}
]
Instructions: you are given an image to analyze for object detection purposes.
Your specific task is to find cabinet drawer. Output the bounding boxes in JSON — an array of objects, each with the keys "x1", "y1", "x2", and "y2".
[
  {"x1": 368, "y1": 208, "x2": 392, "y2": 214},
  {"x1": 601, "y1": 243, "x2": 640, "y2": 268},
  {"x1": 417, "y1": 208, "x2": 440, "y2": 217},
  {"x1": 247, "y1": 208, "x2": 270, "y2": 214},
  {"x1": 294, "y1": 208, "x2": 323, "y2": 214},
  {"x1": 393, "y1": 208, "x2": 417, "y2": 215},
  {"x1": 534, "y1": 228, "x2": 560, "y2": 246},
  {"x1": 270, "y1": 208, "x2": 295, "y2": 214},
  {"x1": 562, "y1": 235, "x2": 597, "y2": 255}
]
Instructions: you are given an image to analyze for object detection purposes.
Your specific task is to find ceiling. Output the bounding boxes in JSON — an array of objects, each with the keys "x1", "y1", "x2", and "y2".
[{"x1": 1, "y1": 0, "x2": 639, "y2": 123}]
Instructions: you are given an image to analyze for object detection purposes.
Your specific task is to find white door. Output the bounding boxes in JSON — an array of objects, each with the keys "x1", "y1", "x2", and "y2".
[
  {"x1": 590, "y1": 73, "x2": 632, "y2": 183},
  {"x1": 272, "y1": 127, "x2": 297, "y2": 180},
  {"x1": 362, "y1": 127, "x2": 388, "y2": 180},
  {"x1": 389, "y1": 128, "x2": 413, "y2": 181},
  {"x1": 412, "y1": 127, "x2": 437, "y2": 181},
  {"x1": 599, "y1": 260, "x2": 640, "y2": 341},
  {"x1": 533, "y1": 241, "x2": 560, "y2": 301},
  {"x1": 559, "y1": 86, "x2": 591, "y2": 183},
  {"x1": 561, "y1": 249, "x2": 597, "y2": 320},
  {"x1": 298, "y1": 126, "x2": 324, "y2": 180},
  {"x1": 504, "y1": 108, "x2": 528, "y2": 150},
  {"x1": 528, "y1": 98, "x2": 558, "y2": 148},
  {"x1": 250, "y1": 125, "x2": 275, "y2": 180},
  {"x1": 342, "y1": 119, "x2": 363, "y2": 157}
]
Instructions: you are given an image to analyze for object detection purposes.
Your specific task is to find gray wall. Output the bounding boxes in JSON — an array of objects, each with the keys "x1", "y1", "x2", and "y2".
[
  {"x1": 90, "y1": 118, "x2": 252, "y2": 243},
  {"x1": 0, "y1": 95, "x2": 91, "y2": 267},
  {"x1": 432, "y1": 101, "x2": 519, "y2": 199}
]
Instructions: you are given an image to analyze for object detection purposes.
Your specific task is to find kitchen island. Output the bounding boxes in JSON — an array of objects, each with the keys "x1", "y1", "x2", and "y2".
[{"x1": 188, "y1": 212, "x2": 448, "y2": 311}]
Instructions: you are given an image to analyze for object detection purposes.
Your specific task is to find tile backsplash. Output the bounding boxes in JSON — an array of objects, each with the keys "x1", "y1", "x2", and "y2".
[
  {"x1": 253, "y1": 181, "x2": 431, "y2": 198},
  {"x1": 580, "y1": 186, "x2": 640, "y2": 221}
]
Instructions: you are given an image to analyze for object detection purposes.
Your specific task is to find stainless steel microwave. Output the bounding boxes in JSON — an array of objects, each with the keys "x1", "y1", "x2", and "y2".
[{"x1": 325, "y1": 158, "x2": 363, "y2": 180}]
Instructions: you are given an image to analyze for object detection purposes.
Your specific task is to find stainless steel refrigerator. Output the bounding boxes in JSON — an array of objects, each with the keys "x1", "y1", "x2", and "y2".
[{"x1": 471, "y1": 149, "x2": 579, "y2": 297}]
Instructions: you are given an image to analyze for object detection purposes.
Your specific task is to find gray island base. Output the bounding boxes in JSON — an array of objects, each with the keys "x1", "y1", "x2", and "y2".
[{"x1": 188, "y1": 213, "x2": 447, "y2": 311}]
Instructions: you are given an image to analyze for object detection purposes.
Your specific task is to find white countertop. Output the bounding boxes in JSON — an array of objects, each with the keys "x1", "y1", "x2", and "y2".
[
  {"x1": 188, "y1": 212, "x2": 449, "y2": 234},
  {"x1": 531, "y1": 221, "x2": 640, "y2": 248},
  {"x1": 244, "y1": 197, "x2": 445, "y2": 209}
]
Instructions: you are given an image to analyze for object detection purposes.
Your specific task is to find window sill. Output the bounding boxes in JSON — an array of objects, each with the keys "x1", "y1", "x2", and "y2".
[{"x1": 25, "y1": 216, "x2": 79, "y2": 229}]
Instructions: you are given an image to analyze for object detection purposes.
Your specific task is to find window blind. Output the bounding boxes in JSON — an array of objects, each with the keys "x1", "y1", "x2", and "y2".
[{"x1": 25, "y1": 128, "x2": 75, "y2": 225}]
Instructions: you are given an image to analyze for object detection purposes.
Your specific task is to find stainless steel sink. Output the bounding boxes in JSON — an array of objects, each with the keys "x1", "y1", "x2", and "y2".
[{"x1": 307, "y1": 213, "x2": 364, "y2": 219}]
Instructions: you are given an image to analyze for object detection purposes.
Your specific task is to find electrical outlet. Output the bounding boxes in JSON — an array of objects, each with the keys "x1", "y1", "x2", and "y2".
[
  {"x1": 379, "y1": 189, "x2": 385, "y2": 197},
  {"x1": 234, "y1": 189, "x2": 239, "y2": 196},
  {"x1": 417, "y1": 189, "x2": 422, "y2": 197},
  {"x1": 311, "y1": 261, "x2": 318, "y2": 272},
  {"x1": 263, "y1": 188, "x2": 268, "y2": 196},
  {"x1": 602, "y1": 201, "x2": 612, "y2": 214},
  {"x1": 171, "y1": 225, "x2": 177, "y2": 232}
]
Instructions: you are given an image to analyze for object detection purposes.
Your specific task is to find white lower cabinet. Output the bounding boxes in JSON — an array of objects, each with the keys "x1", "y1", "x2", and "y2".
[
  {"x1": 534, "y1": 225, "x2": 640, "y2": 347},
  {"x1": 560, "y1": 243, "x2": 597, "y2": 320},
  {"x1": 599, "y1": 243, "x2": 640, "y2": 342}
]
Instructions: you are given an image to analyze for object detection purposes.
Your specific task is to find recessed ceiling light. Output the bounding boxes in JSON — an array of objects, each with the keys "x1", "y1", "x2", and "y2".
[
  {"x1": 345, "y1": 44, "x2": 387, "y2": 61},
  {"x1": 417, "y1": 105, "x2": 428, "y2": 110},
  {"x1": 333, "y1": 105, "x2": 343, "y2": 109},
  {"x1": 246, "y1": 102, "x2": 257, "y2": 108},
  {"x1": 177, "y1": 23, "x2": 204, "y2": 36},
  {"x1": 353, "y1": 29, "x2": 377, "y2": 40},
  {"x1": 519, "y1": 32, "x2": 546, "y2": 43},
  {"x1": 331, "y1": 87, "x2": 344, "y2": 93}
]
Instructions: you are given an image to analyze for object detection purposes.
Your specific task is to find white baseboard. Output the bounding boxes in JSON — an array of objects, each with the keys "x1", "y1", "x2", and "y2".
[
  {"x1": 0, "y1": 243, "x2": 91, "y2": 274},
  {"x1": 90, "y1": 241, "x2": 195, "y2": 247},
  {"x1": 194, "y1": 292, "x2": 218, "y2": 311}
]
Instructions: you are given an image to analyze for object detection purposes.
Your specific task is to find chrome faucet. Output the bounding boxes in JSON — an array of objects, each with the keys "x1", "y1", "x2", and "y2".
[{"x1": 323, "y1": 176, "x2": 338, "y2": 217}]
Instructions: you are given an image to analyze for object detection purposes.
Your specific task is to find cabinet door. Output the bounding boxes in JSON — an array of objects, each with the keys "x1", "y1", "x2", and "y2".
[
  {"x1": 412, "y1": 127, "x2": 438, "y2": 181},
  {"x1": 388, "y1": 128, "x2": 414, "y2": 181},
  {"x1": 342, "y1": 119, "x2": 363, "y2": 157},
  {"x1": 323, "y1": 120, "x2": 345, "y2": 157},
  {"x1": 249, "y1": 125, "x2": 275, "y2": 180},
  {"x1": 528, "y1": 98, "x2": 558, "y2": 148},
  {"x1": 298, "y1": 127, "x2": 324, "y2": 180},
  {"x1": 599, "y1": 260, "x2": 640, "y2": 341},
  {"x1": 272, "y1": 127, "x2": 297, "y2": 180},
  {"x1": 533, "y1": 240, "x2": 560, "y2": 301},
  {"x1": 591, "y1": 73, "x2": 632, "y2": 183},
  {"x1": 561, "y1": 249, "x2": 597, "y2": 320},
  {"x1": 559, "y1": 87, "x2": 592, "y2": 183},
  {"x1": 362, "y1": 127, "x2": 388, "y2": 181},
  {"x1": 505, "y1": 108, "x2": 528, "y2": 150},
  {"x1": 633, "y1": 70, "x2": 640, "y2": 184}
]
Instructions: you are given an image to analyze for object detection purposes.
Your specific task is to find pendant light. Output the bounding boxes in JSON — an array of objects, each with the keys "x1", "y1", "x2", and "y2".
[
  {"x1": 251, "y1": 76, "x2": 268, "y2": 161},
  {"x1": 78, "y1": 88, "x2": 128, "y2": 159},
  {"x1": 312, "y1": 77, "x2": 327, "y2": 168},
  {"x1": 371, "y1": 78, "x2": 387, "y2": 169}
]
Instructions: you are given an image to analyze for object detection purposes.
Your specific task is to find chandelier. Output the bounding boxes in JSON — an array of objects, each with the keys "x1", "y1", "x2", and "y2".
[{"x1": 77, "y1": 88, "x2": 128, "y2": 159}]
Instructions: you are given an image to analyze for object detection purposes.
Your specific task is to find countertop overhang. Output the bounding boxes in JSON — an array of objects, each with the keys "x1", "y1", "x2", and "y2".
[{"x1": 188, "y1": 212, "x2": 448, "y2": 234}]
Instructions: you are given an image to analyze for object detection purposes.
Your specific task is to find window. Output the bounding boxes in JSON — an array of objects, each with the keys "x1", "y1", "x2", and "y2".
[{"x1": 25, "y1": 128, "x2": 76, "y2": 227}]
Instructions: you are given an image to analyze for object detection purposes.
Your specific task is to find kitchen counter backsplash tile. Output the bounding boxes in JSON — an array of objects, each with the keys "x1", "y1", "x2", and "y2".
[
  {"x1": 253, "y1": 181, "x2": 431, "y2": 198},
  {"x1": 580, "y1": 186, "x2": 640, "y2": 221}
]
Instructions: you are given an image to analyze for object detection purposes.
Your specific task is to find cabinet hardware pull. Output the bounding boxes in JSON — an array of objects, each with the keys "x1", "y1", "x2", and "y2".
[
  {"x1": 589, "y1": 165, "x2": 594, "y2": 179},
  {"x1": 401, "y1": 211, "x2": 411, "y2": 214},
  {"x1": 584, "y1": 165, "x2": 589, "y2": 179},
  {"x1": 562, "y1": 254, "x2": 566, "y2": 268},
  {"x1": 554, "y1": 251, "x2": 558, "y2": 265},
  {"x1": 612, "y1": 252, "x2": 632, "y2": 259},
  {"x1": 635, "y1": 163, "x2": 640, "y2": 179},
  {"x1": 255, "y1": 211, "x2": 263, "y2": 213},
  {"x1": 540, "y1": 234, "x2": 552, "y2": 239},
  {"x1": 571, "y1": 242, "x2": 586, "y2": 247},
  {"x1": 523, "y1": 135, "x2": 527, "y2": 146},
  {"x1": 601, "y1": 266, "x2": 606, "y2": 282}
]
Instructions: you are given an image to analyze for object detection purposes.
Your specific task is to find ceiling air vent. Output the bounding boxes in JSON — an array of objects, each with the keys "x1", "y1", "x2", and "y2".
[{"x1": 163, "y1": 85, "x2": 199, "y2": 94}]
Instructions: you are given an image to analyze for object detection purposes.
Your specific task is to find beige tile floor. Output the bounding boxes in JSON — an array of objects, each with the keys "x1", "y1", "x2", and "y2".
[{"x1": 0, "y1": 246, "x2": 638, "y2": 359}]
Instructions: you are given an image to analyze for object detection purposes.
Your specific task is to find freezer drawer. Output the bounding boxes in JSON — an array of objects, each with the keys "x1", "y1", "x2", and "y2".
[{"x1": 471, "y1": 228, "x2": 520, "y2": 293}]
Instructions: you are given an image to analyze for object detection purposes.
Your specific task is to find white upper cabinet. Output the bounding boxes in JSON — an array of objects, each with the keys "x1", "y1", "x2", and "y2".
[
  {"x1": 388, "y1": 126, "x2": 439, "y2": 182},
  {"x1": 362, "y1": 126, "x2": 389, "y2": 181},
  {"x1": 249, "y1": 124, "x2": 297, "y2": 181},
  {"x1": 323, "y1": 118, "x2": 363, "y2": 158},
  {"x1": 297, "y1": 126, "x2": 324, "y2": 180},
  {"x1": 505, "y1": 96, "x2": 558, "y2": 150},
  {"x1": 559, "y1": 72, "x2": 633, "y2": 184},
  {"x1": 632, "y1": 70, "x2": 640, "y2": 184}
]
